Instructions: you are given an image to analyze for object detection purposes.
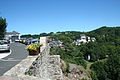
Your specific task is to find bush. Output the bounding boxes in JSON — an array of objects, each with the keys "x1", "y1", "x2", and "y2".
[{"x1": 90, "y1": 71, "x2": 98, "y2": 80}]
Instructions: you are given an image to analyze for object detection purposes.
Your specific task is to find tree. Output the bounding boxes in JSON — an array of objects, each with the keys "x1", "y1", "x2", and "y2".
[
  {"x1": 90, "y1": 61, "x2": 108, "y2": 80},
  {"x1": 106, "y1": 51, "x2": 120, "y2": 80},
  {"x1": 90, "y1": 71, "x2": 98, "y2": 80},
  {"x1": 0, "y1": 17, "x2": 7, "y2": 39},
  {"x1": 58, "y1": 35, "x2": 73, "y2": 44}
]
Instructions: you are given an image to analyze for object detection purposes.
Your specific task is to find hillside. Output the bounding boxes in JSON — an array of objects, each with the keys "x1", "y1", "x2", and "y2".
[
  {"x1": 50, "y1": 27, "x2": 120, "y2": 80},
  {"x1": 21, "y1": 26, "x2": 120, "y2": 41},
  {"x1": 21, "y1": 26, "x2": 120, "y2": 80}
]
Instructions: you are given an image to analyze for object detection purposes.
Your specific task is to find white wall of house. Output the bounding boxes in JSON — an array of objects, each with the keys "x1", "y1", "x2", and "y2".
[
  {"x1": 91, "y1": 37, "x2": 96, "y2": 42},
  {"x1": 74, "y1": 34, "x2": 96, "y2": 45},
  {"x1": 80, "y1": 39, "x2": 87, "y2": 43}
]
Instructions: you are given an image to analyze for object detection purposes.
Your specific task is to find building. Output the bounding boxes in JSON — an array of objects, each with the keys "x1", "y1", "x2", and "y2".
[
  {"x1": 73, "y1": 40, "x2": 81, "y2": 45},
  {"x1": 74, "y1": 34, "x2": 96, "y2": 45},
  {"x1": 76, "y1": 34, "x2": 87, "y2": 43},
  {"x1": 5, "y1": 31, "x2": 20, "y2": 42},
  {"x1": 91, "y1": 37, "x2": 96, "y2": 42},
  {"x1": 49, "y1": 40, "x2": 63, "y2": 48},
  {"x1": 80, "y1": 34, "x2": 86, "y2": 40},
  {"x1": 87, "y1": 36, "x2": 91, "y2": 42}
]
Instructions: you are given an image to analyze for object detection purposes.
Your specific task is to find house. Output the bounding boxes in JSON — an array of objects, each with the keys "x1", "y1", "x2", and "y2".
[
  {"x1": 4, "y1": 31, "x2": 20, "y2": 42},
  {"x1": 80, "y1": 34, "x2": 86, "y2": 40},
  {"x1": 87, "y1": 36, "x2": 91, "y2": 42},
  {"x1": 91, "y1": 37, "x2": 96, "y2": 42},
  {"x1": 73, "y1": 40, "x2": 81, "y2": 45},
  {"x1": 74, "y1": 34, "x2": 96, "y2": 45},
  {"x1": 78, "y1": 34, "x2": 87, "y2": 43},
  {"x1": 49, "y1": 40, "x2": 63, "y2": 48}
]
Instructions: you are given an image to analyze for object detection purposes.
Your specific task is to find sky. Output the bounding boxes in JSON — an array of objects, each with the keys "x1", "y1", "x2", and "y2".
[{"x1": 0, "y1": 0, "x2": 120, "y2": 35}]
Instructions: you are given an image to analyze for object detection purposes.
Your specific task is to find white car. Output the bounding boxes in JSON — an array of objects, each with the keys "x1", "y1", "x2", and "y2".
[
  {"x1": 0, "y1": 40, "x2": 10, "y2": 52},
  {"x1": 15, "y1": 39, "x2": 20, "y2": 42}
]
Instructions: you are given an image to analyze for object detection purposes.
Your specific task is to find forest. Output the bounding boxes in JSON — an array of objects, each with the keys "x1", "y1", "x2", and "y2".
[{"x1": 21, "y1": 26, "x2": 120, "y2": 80}]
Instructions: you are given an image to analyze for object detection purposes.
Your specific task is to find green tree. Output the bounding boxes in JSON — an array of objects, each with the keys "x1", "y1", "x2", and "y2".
[
  {"x1": 58, "y1": 35, "x2": 73, "y2": 44},
  {"x1": 106, "y1": 51, "x2": 120, "y2": 80},
  {"x1": 0, "y1": 17, "x2": 7, "y2": 39},
  {"x1": 90, "y1": 61, "x2": 108, "y2": 80},
  {"x1": 90, "y1": 71, "x2": 98, "y2": 80}
]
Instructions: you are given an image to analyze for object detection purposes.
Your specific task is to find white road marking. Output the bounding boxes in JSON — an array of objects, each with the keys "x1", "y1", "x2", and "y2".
[{"x1": 0, "y1": 50, "x2": 12, "y2": 59}]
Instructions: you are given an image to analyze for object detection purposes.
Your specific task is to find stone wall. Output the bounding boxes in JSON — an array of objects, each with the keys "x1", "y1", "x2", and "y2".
[
  {"x1": 3, "y1": 37, "x2": 63, "y2": 80},
  {"x1": 25, "y1": 45, "x2": 63, "y2": 80},
  {"x1": 3, "y1": 55, "x2": 43, "y2": 80},
  {"x1": 40, "y1": 37, "x2": 48, "y2": 52},
  {"x1": 47, "y1": 55, "x2": 63, "y2": 80},
  {"x1": 25, "y1": 45, "x2": 50, "y2": 79}
]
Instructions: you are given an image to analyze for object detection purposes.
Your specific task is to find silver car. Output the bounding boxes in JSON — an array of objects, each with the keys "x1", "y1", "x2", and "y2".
[{"x1": 0, "y1": 40, "x2": 10, "y2": 52}]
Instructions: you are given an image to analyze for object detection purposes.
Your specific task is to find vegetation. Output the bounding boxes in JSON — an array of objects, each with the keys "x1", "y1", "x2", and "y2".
[
  {"x1": 21, "y1": 26, "x2": 120, "y2": 80},
  {"x1": 50, "y1": 40, "x2": 87, "y2": 68},
  {"x1": 0, "y1": 17, "x2": 7, "y2": 39},
  {"x1": 87, "y1": 27, "x2": 120, "y2": 80},
  {"x1": 90, "y1": 51, "x2": 120, "y2": 80}
]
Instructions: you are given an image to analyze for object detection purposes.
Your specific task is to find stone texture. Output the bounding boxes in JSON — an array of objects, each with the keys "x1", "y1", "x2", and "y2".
[
  {"x1": 0, "y1": 75, "x2": 18, "y2": 80},
  {"x1": 47, "y1": 55, "x2": 63, "y2": 80},
  {"x1": 40, "y1": 37, "x2": 48, "y2": 52},
  {"x1": 18, "y1": 74, "x2": 43, "y2": 80},
  {"x1": 26, "y1": 46, "x2": 63, "y2": 80},
  {"x1": 3, "y1": 37, "x2": 63, "y2": 80},
  {"x1": 4, "y1": 56, "x2": 38, "y2": 76},
  {"x1": 67, "y1": 63, "x2": 91, "y2": 80}
]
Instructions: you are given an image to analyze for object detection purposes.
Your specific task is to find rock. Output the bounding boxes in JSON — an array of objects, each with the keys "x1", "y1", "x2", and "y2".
[{"x1": 66, "y1": 63, "x2": 91, "y2": 80}]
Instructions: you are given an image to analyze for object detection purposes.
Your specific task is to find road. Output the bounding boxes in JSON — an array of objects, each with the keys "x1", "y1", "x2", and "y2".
[{"x1": 0, "y1": 43, "x2": 28, "y2": 76}]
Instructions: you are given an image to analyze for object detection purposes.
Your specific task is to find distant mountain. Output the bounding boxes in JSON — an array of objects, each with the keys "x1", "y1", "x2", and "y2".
[
  {"x1": 21, "y1": 26, "x2": 120, "y2": 42},
  {"x1": 87, "y1": 26, "x2": 120, "y2": 36}
]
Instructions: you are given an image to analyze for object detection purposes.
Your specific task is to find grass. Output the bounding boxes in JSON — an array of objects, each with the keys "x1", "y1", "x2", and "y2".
[
  {"x1": 86, "y1": 58, "x2": 107, "y2": 71},
  {"x1": 84, "y1": 61, "x2": 93, "y2": 78},
  {"x1": 86, "y1": 61, "x2": 93, "y2": 71}
]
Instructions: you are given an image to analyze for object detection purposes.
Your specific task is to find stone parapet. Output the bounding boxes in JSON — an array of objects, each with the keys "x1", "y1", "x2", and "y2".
[
  {"x1": 3, "y1": 56, "x2": 45, "y2": 80},
  {"x1": 2, "y1": 37, "x2": 63, "y2": 80},
  {"x1": 26, "y1": 46, "x2": 63, "y2": 80},
  {"x1": 47, "y1": 55, "x2": 63, "y2": 80},
  {"x1": 4, "y1": 56, "x2": 38, "y2": 76}
]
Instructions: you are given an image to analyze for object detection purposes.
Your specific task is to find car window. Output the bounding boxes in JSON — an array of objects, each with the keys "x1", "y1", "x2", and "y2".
[
  {"x1": 0, "y1": 41, "x2": 8, "y2": 45},
  {"x1": 4, "y1": 41, "x2": 8, "y2": 44}
]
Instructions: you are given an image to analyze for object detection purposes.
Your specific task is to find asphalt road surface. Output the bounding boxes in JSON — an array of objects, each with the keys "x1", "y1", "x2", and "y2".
[{"x1": 0, "y1": 43, "x2": 28, "y2": 76}]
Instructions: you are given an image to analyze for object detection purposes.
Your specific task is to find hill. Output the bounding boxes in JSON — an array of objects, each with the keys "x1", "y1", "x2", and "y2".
[
  {"x1": 21, "y1": 26, "x2": 120, "y2": 80},
  {"x1": 50, "y1": 26, "x2": 120, "y2": 80}
]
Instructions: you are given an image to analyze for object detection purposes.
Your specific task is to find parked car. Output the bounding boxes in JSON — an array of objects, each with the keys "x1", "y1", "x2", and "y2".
[
  {"x1": 0, "y1": 40, "x2": 10, "y2": 52},
  {"x1": 22, "y1": 39, "x2": 26, "y2": 44},
  {"x1": 15, "y1": 39, "x2": 20, "y2": 42},
  {"x1": 19, "y1": 39, "x2": 23, "y2": 43},
  {"x1": 27, "y1": 39, "x2": 33, "y2": 44},
  {"x1": 24, "y1": 39, "x2": 33, "y2": 45},
  {"x1": 31, "y1": 39, "x2": 40, "y2": 44},
  {"x1": 20, "y1": 38, "x2": 25, "y2": 43}
]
